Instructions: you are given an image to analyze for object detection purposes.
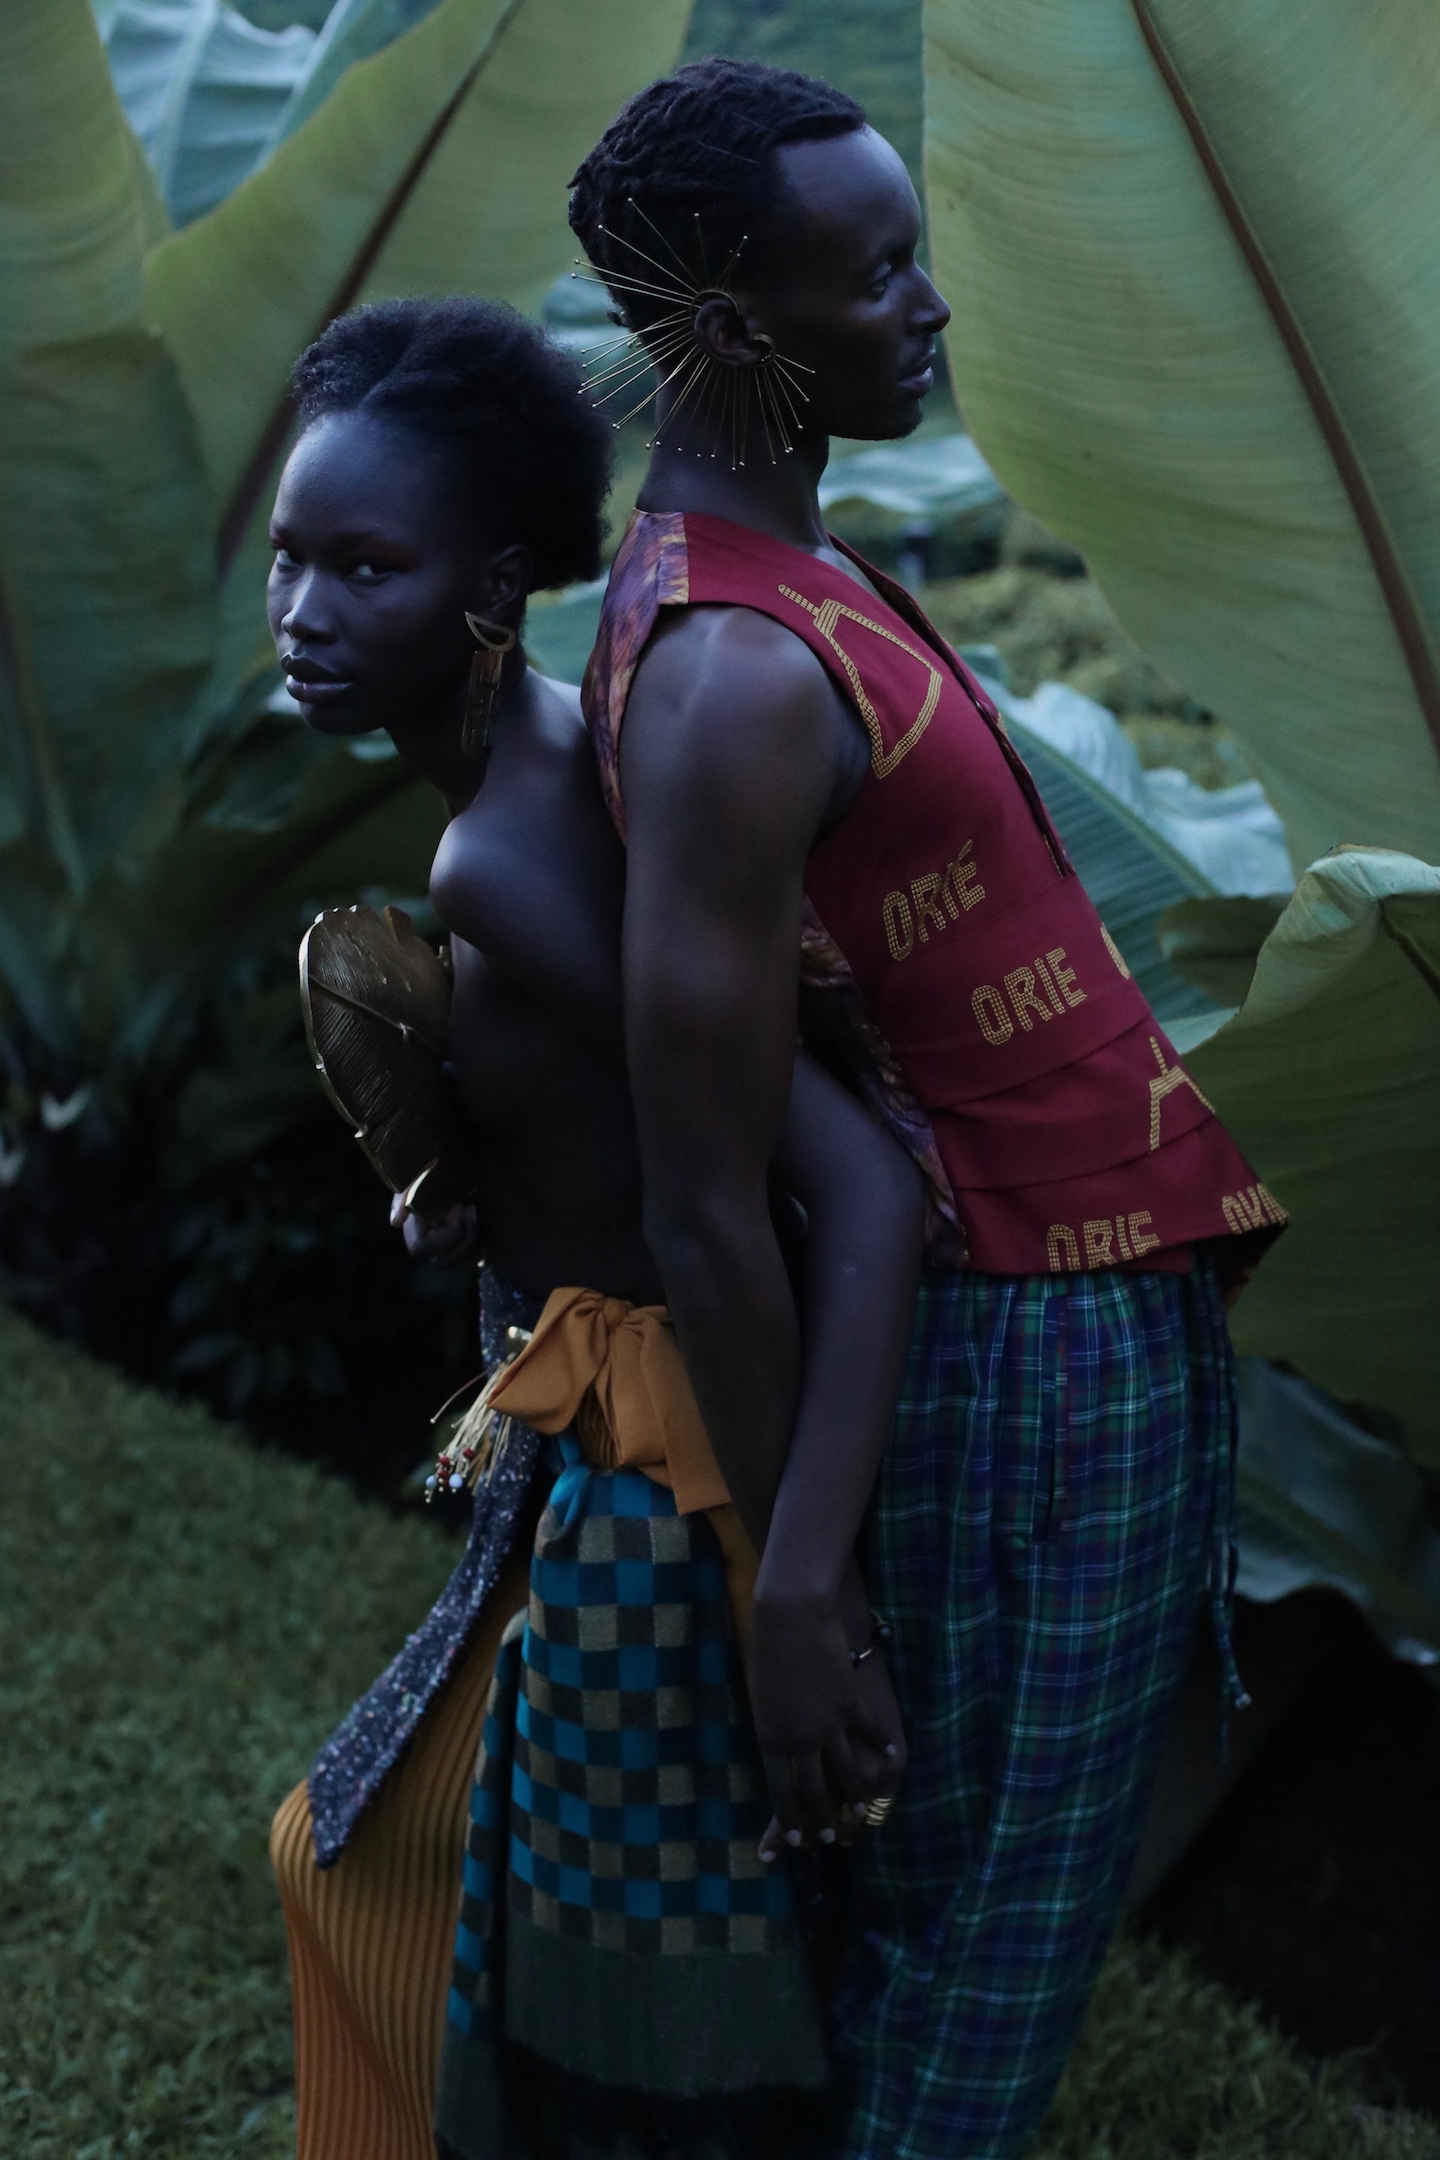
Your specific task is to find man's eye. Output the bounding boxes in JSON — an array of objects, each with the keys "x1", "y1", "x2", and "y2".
[
  {"x1": 272, "y1": 545, "x2": 300, "y2": 569},
  {"x1": 350, "y1": 560, "x2": 391, "y2": 584}
]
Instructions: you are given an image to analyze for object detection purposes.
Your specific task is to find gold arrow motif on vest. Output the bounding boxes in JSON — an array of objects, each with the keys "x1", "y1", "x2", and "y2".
[
  {"x1": 1148, "y1": 1035, "x2": 1214, "y2": 1151},
  {"x1": 778, "y1": 586, "x2": 943, "y2": 777}
]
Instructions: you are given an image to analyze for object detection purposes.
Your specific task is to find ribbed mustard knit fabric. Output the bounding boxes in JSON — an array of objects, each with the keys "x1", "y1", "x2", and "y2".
[{"x1": 271, "y1": 1550, "x2": 529, "y2": 2160}]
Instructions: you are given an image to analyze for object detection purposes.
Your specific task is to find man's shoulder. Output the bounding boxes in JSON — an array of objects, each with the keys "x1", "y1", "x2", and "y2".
[{"x1": 633, "y1": 599, "x2": 844, "y2": 727}]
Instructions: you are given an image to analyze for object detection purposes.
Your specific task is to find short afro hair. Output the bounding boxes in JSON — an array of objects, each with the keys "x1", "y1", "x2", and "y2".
[
  {"x1": 289, "y1": 297, "x2": 611, "y2": 591},
  {"x1": 569, "y1": 58, "x2": 865, "y2": 337}
]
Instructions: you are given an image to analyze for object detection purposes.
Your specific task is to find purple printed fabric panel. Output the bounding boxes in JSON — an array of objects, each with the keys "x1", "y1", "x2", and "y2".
[{"x1": 307, "y1": 1270, "x2": 546, "y2": 1869}]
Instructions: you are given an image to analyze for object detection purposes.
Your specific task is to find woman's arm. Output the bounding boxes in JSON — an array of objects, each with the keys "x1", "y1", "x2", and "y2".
[{"x1": 748, "y1": 1051, "x2": 925, "y2": 1843}]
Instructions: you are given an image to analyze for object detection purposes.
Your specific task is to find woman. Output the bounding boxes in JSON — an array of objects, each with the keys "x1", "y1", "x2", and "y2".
[{"x1": 264, "y1": 298, "x2": 924, "y2": 2160}]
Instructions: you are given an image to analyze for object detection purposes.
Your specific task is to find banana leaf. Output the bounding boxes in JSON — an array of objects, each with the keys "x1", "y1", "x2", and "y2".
[
  {"x1": 0, "y1": 2, "x2": 208, "y2": 891},
  {"x1": 144, "y1": 0, "x2": 693, "y2": 724},
  {"x1": 1170, "y1": 849, "x2": 1440, "y2": 1466},
  {"x1": 0, "y1": 0, "x2": 687, "y2": 1071},
  {"x1": 1235, "y1": 1356, "x2": 1440, "y2": 1667},
  {"x1": 0, "y1": 0, "x2": 158, "y2": 363},
  {"x1": 923, "y1": 0, "x2": 1440, "y2": 873},
  {"x1": 264, "y1": 0, "x2": 447, "y2": 153},
  {"x1": 97, "y1": 0, "x2": 454, "y2": 229},
  {"x1": 98, "y1": 0, "x2": 318, "y2": 226}
]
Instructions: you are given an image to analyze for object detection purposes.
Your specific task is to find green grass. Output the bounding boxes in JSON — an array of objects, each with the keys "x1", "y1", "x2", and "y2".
[
  {"x1": 1, "y1": 1302, "x2": 1434, "y2": 2157},
  {"x1": 0, "y1": 1305, "x2": 459, "y2": 2157}
]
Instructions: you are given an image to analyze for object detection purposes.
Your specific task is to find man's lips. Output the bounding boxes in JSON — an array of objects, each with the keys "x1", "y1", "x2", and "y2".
[{"x1": 897, "y1": 356, "x2": 935, "y2": 396}]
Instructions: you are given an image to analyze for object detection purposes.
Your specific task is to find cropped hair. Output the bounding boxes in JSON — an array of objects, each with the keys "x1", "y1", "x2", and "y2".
[
  {"x1": 569, "y1": 57, "x2": 865, "y2": 335},
  {"x1": 290, "y1": 297, "x2": 611, "y2": 590}
]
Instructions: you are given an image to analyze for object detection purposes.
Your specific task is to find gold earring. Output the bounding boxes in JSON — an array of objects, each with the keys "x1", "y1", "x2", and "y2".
[
  {"x1": 571, "y1": 201, "x2": 813, "y2": 469},
  {"x1": 461, "y1": 613, "x2": 517, "y2": 763}
]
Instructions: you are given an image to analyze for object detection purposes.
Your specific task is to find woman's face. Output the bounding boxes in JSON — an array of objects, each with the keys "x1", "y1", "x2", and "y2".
[
  {"x1": 266, "y1": 410, "x2": 490, "y2": 738},
  {"x1": 731, "y1": 126, "x2": 952, "y2": 444}
]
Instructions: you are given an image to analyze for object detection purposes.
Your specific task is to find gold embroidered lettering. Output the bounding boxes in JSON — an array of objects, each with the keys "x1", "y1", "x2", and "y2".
[
  {"x1": 947, "y1": 841, "x2": 984, "y2": 913},
  {"x1": 1034, "y1": 953, "x2": 1065, "y2": 1014},
  {"x1": 1046, "y1": 1223, "x2": 1082, "y2": 1271},
  {"x1": 911, "y1": 872, "x2": 949, "y2": 943},
  {"x1": 1129, "y1": 1210, "x2": 1160, "y2": 1256},
  {"x1": 1148, "y1": 1035, "x2": 1214, "y2": 1151},
  {"x1": 883, "y1": 890, "x2": 915, "y2": 962},
  {"x1": 972, "y1": 984, "x2": 1014, "y2": 1045},
  {"x1": 1083, "y1": 1219, "x2": 1115, "y2": 1268},
  {"x1": 1115, "y1": 1214, "x2": 1132, "y2": 1261},
  {"x1": 1047, "y1": 947, "x2": 1086, "y2": 1009},
  {"x1": 1222, "y1": 1183, "x2": 1289, "y2": 1234},
  {"x1": 1005, "y1": 966, "x2": 1052, "y2": 1031},
  {"x1": 1101, "y1": 925, "x2": 1131, "y2": 979}
]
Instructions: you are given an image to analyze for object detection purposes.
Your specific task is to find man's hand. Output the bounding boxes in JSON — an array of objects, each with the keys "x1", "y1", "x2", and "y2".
[
  {"x1": 749, "y1": 1584, "x2": 905, "y2": 1857},
  {"x1": 388, "y1": 1193, "x2": 478, "y2": 1265}
]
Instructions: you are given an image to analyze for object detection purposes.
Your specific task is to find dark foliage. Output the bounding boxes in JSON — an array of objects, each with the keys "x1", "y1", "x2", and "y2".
[
  {"x1": 0, "y1": 1027, "x2": 480, "y2": 1501},
  {"x1": 1147, "y1": 1596, "x2": 1440, "y2": 2114}
]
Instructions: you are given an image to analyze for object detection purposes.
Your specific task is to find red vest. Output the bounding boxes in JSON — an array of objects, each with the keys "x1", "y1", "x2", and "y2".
[{"x1": 682, "y1": 513, "x2": 1282, "y2": 1276}]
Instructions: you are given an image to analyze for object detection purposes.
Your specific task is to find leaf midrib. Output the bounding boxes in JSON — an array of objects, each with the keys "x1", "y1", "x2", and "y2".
[
  {"x1": 1129, "y1": 0, "x2": 1440, "y2": 768},
  {"x1": 216, "y1": 0, "x2": 529, "y2": 577}
]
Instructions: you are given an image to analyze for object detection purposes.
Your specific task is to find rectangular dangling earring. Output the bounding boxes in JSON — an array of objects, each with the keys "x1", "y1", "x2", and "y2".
[{"x1": 462, "y1": 613, "x2": 517, "y2": 763}]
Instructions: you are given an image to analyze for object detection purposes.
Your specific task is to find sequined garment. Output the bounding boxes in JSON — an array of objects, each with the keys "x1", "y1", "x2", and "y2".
[{"x1": 307, "y1": 1270, "x2": 544, "y2": 1869}]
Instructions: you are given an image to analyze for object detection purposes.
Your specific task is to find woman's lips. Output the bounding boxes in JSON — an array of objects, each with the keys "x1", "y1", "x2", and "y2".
[{"x1": 284, "y1": 670, "x2": 354, "y2": 706}]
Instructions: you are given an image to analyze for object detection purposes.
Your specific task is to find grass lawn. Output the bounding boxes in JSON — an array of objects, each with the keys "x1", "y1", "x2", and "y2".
[{"x1": 1, "y1": 1303, "x2": 1434, "y2": 2159}]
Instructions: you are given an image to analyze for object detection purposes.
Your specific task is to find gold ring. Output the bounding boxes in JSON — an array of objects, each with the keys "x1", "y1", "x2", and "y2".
[{"x1": 862, "y1": 1795, "x2": 894, "y2": 1828}]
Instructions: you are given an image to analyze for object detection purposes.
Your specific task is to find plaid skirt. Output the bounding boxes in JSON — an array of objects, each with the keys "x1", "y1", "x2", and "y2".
[
  {"x1": 434, "y1": 1441, "x2": 826, "y2": 2158},
  {"x1": 832, "y1": 1255, "x2": 1241, "y2": 2160}
]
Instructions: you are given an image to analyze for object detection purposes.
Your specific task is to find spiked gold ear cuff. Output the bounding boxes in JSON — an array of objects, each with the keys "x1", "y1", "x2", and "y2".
[
  {"x1": 572, "y1": 198, "x2": 813, "y2": 469},
  {"x1": 461, "y1": 613, "x2": 516, "y2": 763}
]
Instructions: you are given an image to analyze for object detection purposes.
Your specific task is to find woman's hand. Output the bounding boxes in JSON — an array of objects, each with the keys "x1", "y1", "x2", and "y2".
[
  {"x1": 388, "y1": 1193, "x2": 478, "y2": 1265},
  {"x1": 747, "y1": 1575, "x2": 905, "y2": 1859}
]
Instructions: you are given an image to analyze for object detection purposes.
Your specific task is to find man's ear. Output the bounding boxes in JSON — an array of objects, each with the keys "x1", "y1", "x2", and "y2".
[
  {"x1": 692, "y1": 294, "x2": 774, "y2": 370},
  {"x1": 472, "y1": 542, "x2": 533, "y2": 627}
]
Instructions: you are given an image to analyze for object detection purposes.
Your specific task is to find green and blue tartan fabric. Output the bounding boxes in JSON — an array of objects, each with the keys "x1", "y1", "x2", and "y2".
[
  {"x1": 832, "y1": 1255, "x2": 1239, "y2": 2160},
  {"x1": 435, "y1": 1442, "x2": 825, "y2": 2155}
]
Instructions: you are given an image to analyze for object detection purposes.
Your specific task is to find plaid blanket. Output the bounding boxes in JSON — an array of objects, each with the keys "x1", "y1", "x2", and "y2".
[{"x1": 832, "y1": 1254, "x2": 1241, "y2": 2160}]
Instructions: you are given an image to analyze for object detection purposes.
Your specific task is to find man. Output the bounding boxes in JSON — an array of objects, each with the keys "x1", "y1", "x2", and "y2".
[{"x1": 571, "y1": 57, "x2": 1281, "y2": 2160}]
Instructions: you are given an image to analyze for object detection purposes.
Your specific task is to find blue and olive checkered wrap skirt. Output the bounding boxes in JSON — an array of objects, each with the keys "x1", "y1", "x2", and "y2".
[
  {"x1": 434, "y1": 1438, "x2": 826, "y2": 2155},
  {"x1": 832, "y1": 1254, "x2": 1241, "y2": 2160}
]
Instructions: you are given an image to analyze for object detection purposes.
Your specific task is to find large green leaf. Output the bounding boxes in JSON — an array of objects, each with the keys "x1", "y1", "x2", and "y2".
[
  {"x1": 144, "y1": 0, "x2": 693, "y2": 558},
  {"x1": 264, "y1": 0, "x2": 447, "y2": 153},
  {"x1": 923, "y1": 0, "x2": 1440, "y2": 872},
  {"x1": 0, "y1": 0, "x2": 154, "y2": 359},
  {"x1": 1171, "y1": 849, "x2": 1440, "y2": 1466},
  {"x1": 99, "y1": 0, "x2": 319, "y2": 227},
  {"x1": 0, "y1": 331, "x2": 216, "y2": 880},
  {"x1": 0, "y1": 3, "x2": 208, "y2": 886},
  {"x1": 1235, "y1": 1357, "x2": 1440, "y2": 1666}
]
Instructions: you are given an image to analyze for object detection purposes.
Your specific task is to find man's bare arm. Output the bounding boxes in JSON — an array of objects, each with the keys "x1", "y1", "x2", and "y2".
[{"x1": 620, "y1": 605, "x2": 863, "y2": 1551}]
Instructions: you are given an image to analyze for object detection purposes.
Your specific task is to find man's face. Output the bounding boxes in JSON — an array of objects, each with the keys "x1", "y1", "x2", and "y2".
[
  {"x1": 266, "y1": 410, "x2": 485, "y2": 738},
  {"x1": 745, "y1": 127, "x2": 952, "y2": 443}
]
